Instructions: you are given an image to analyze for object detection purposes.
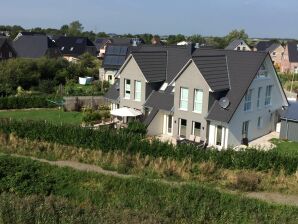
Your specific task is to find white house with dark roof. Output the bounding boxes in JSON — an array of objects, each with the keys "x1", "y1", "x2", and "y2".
[
  {"x1": 225, "y1": 39, "x2": 251, "y2": 51},
  {"x1": 105, "y1": 46, "x2": 288, "y2": 149}
]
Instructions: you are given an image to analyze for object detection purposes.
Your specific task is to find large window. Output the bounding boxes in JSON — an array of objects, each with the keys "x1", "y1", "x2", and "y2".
[
  {"x1": 180, "y1": 87, "x2": 188, "y2": 110},
  {"x1": 193, "y1": 89, "x2": 203, "y2": 113},
  {"x1": 124, "y1": 79, "x2": 131, "y2": 99},
  {"x1": 192, "y1": 122, "x2": 201, "y2": 137},
  {"x1": 257, "y1": 87, "x2": 262, "y2": 109},
  {"x1": 134, "y1": 81, "x2": 141, "y2": 101},
  {"x1": 265, "y1": 85, "x2": 273, "y2": 106},
  {"x1": 179, "y1": 119, "x2": 187, "y2": 138},
  {"x1": 244, "y1": 89, "x2": 253, "y2": 111}
]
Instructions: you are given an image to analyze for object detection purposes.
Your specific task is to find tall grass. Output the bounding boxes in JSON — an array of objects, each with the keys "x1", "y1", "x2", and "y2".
[
  {"x1": 0, "y1": 155, "x2": 297, "y2": 223},
  {"x1": 0, "y1": 119, "x2": 297, "y2": 174}
]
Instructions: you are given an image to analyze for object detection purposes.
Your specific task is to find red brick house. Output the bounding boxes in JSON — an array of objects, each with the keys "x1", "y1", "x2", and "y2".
[{"x1": 280, "y1": 41, "x2": 298, "y2": 73}]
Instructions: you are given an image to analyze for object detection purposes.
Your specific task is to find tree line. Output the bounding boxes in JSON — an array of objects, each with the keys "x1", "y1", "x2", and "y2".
[{"x1": 0, "y1": 21, "x2": 249, "y2": 48}]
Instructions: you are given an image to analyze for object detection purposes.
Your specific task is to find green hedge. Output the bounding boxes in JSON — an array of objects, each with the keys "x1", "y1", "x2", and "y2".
[
  {"x1": 0, "y1": 119, "x2": 297, "y2": 174},
  {"x1": 0, "y1": 96, "x2": 59, "y2": 109},
  {"x1": 0, "y1": 155, "x2": 297, "y2": 223}
]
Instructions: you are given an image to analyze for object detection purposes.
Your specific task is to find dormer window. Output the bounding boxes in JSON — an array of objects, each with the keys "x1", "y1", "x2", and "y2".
[
  {"x1": 70, "y1": 47, "x2": 74, "y2": 51},
  {"x1": 61, "y1": 47, "x2": 64, "y2": 51},
  {"x1": 160, "y1": 83, "x2": 168, "y2": 91}
]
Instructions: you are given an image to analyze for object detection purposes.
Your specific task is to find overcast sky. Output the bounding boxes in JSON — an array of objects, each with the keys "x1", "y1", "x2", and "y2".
[{"x1": 1, "y1": 0, "x2": 298, "y2": 38}]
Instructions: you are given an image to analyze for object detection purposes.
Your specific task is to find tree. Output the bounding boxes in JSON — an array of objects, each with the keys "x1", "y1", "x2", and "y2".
[
  {"x1": 187, "y1": 35, "x2": 206, "y2": 44},
  {"x1": 68, "y1": 21, "x2": 84, "y2": 36},
  {"x1": 225, "y1": 29, "x2": 248, "y2": 45}
]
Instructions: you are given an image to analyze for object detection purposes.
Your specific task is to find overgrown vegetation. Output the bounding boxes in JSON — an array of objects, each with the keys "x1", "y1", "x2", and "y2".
[
  {"x1": 0, "y1": 119, "x2": 297, "y2": 174},
  {"x1": 0, "y1": 155, "x2": 297, "y2": 223}
]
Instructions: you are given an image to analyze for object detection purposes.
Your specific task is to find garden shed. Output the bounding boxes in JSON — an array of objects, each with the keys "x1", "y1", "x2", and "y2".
[{"x1": 280, "y1": 100, "x2": 298, "y2": 142}]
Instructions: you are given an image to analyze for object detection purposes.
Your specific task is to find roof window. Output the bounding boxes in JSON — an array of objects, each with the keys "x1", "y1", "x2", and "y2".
[{"x1": 70, "y1": 47, "x2": 74, "y2": 51}]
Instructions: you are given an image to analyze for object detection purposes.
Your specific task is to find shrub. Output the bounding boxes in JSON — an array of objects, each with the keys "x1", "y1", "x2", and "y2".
[
  {"x1": 82, "y1": 112, "x2": 102, "y2": 124},
  {"x1": 233, "y1": 172, "x2": 261, "y2": 191},
  {"x1": 125, "y1": 121, "x2": 147, "y2": 136}
]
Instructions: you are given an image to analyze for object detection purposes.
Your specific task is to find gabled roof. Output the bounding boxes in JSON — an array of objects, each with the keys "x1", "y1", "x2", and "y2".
[
  {"x1": 104, "y1": 79, "x2": 120, "y2": 102},
  {"x1": 225, "y1": 39, "x2": 249, "y2": 50},
  {"x1": 255, "y1": 41, "x2": 282, "y2": 53},
  {"x1": 192, "y1": 55, "x2": 230, "y2": 92},
  {"x1": 13, "y1": 35, "x2": 57, "y2": 58},
  {"x1": 132, "y1": 51, "x2": 167, "y2": 82},
  {"x1": 94, "y1": 38, "x2": 111, "y2": 50},
  {"x1": 54, "y1": 36, "x2": 96, "y2": 57},
  {"x1": 192, "y1": 49, "x2": 268, "y2": 123},
  {"x1": 281, "y1": 101, "x2": 298, "y2": 122},
  {"x1": 287, "y1": 41, "x2": 298, "y2": 62}
]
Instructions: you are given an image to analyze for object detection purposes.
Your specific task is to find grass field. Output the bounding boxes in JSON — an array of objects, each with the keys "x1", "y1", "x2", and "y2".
[
  {"x1": 0, "y1": 109, "x2": 83, "y2": 125},
  {"x1": 271, "y1": 138, "x2": 298, "y2": 157}
]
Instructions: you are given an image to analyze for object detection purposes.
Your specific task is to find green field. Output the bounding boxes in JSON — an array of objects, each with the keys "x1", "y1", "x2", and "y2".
[
  {"x1": 272, "y1": 138, "x2": 298, "y2": 157},
  {"x1": 0, "y1": 109, "x2": 83, "y2": 125}
]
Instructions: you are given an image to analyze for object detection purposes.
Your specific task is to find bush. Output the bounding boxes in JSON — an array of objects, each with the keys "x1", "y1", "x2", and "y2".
[
  {"x1": 82, "y1": 112, "x2": 102, "y2": 124},
  {"x1": 126, "y1": 121, "x2": 147, "y2": 136},
  {"x1": 232, "y1": 172, "x2": 261, "y2": 191},
  {"x1": 0, "y1": 96, "x2": 60, "y2": 109},
  {"x1": 0, "y1": 155, "x2": 297, "y2": 223},
  {"x1": 0, "y1": 119, "x2": 297, "y2": 174}
]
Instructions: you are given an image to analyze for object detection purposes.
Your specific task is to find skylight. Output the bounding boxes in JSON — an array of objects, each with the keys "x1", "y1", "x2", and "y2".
[{"x1": 70, "y1": 47, "x2": 74, "y2": 51}]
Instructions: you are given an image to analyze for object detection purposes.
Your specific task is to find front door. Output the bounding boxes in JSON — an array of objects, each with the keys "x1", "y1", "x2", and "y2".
[{"x1": 167, "y1": 115, "x2": 173, "y2": 135}]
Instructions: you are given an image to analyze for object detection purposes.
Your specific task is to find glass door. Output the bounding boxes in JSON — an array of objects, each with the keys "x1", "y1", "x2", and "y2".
[
  {"x1": 179, "y1": 119, "x2": 187, "y2": 138},
  {"x1": 167, "y1": 115, "x2": 173, "y2": 134}
]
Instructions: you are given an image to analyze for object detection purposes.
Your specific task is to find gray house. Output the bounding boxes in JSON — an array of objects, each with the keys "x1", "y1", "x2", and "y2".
[
  {"x1": 280, "y1": 100, "x2": 298, "y2": 142},
  {"x1": 225, "y1": 39, "x2": 251, "y2": 51},
  {"x1": 105, "y1": 47, "x2": 288, "y2": 149}
]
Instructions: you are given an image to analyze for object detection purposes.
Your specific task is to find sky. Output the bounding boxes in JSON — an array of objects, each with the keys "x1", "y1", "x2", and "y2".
[{"x1": 1, "y1": 0, "x2": 298, "y2": 38}]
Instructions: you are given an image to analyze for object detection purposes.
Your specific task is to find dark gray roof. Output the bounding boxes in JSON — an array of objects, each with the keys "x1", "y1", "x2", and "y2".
[
  {"x1": 54, "y1": 36, "x2": 96, "y2": 57},
  {"x1": 144, "y1": 90, "x2": 174, "y2": 111},
  {"x1": 13, "y1": 35, "x2": 57, "y2": 58},
  {"x1": 132, "y1": 51, "x2": 167, "y2": 82},
  {"x1": 225, "y1": 39, "x2": 248, "y2": 50},
  {"x1": 104, "y1": 79, "x2": 120, "y2": 102},
  {"x1": 287, "y1": 41, "x2": 298, "y2": 62},
  {"x1": 192, "y1": 55, "x2": 230, "y2": 91},
  {"x1": 102, "y1": 45, "x2": 130, "y2": 69},
  {"x1": 94, "y1": 38, "x2": 111, "y2": 50},
  {"x1": 281, "y1": 101, "x2": 298, "y2": 122},
  {"x1": 255, "y1": 41, "x2": 281, "y2": 53},
  {"x1": 0, "y1": 37, "x2": 6, "y2": 48},
  {"x1": 192, "y1": 49, "x2": 268, "y2": 123},
  {"x1": 143, "y1": 107, "x2": 159, "y2": 126}
]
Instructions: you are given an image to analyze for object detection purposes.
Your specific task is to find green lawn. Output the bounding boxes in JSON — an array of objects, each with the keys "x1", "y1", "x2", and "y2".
[
  {"x1": 0, "y1": 109, "x2": 83, "y2": 125},
  {"x1": 271, "y1": 138, "x2": 298, "y2": 157}
]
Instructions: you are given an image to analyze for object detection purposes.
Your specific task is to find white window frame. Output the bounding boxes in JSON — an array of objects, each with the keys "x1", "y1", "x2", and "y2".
[
  {"x1": 244, "y1": 89, "x2": 253, "y2": 112},
  {"x1": 257, "y1": 87, "x2": 262, "y2": 109},
  {"x1": 124, "y1": 79, "x2": 131, "y2": 99},
  {"x1": 179, "y1": 87, "x2": 188, "y2": 111},
  {"x1": 192, "y1": 121, "x2": 201, "y2": 137},
  {"x1": 179, "y1": 118, "x2": 187, "y2": 138},
  {"x1": 193, "y1": 89, "x2": 203, "y2": 113},
  {"x1": 265, "y1": 85, "x2": 273, "y2": 106},
  {"x1": 134, "y1": 80, "x2": 141, "y2": 101}
]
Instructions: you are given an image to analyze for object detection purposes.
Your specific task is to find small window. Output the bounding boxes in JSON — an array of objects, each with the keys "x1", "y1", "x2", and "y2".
[
  {"x1": 61, "y1": 46, "x2": 64, "y2": 51},
  {"x1": 237, "y1": 46, "x2": 241, "y2": 51},
  {"x1": 8, "y1": 52, "x2": 12, "y2": 58},
  {"x1": 265, "y1": 85, "x2": 273, "y2": 106},
  {"x1": 244, "y1": 89, "x2": 253, "y2": 112},
  {"x1": 272, "y1": 51, "x2": 276, "y2": 56},
  {"x1": 70, "y1": 47, "x2": 74, "y2": 51},
  {"x1": 193, "y1": 89, "x2": 203, "y2": 113},
  {"x1": 192, "y1": 122, "x2": 201, "y2": 137},
  {"x1": 180, "y1": 87, "x2": 188, "y2": 110},
  {"x1": 257, "y1": 116, "x2": 263, "y2": 129},
  {"x1": 124, "y1": 79, "x2": 131, "y2": 99}
]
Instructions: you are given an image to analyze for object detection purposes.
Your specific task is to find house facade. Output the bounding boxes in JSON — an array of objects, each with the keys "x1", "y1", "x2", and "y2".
[
  {"x1": 0, "y1": 37, "x2": 17, "y2": 60},
  {"x1": 280, "y1": 41, "x2": 298, "y2": 73},
  {"x1": 105, "y1": 47, "x2": 288, "y2": 149},
  {"x1": 225, "y1": 39, "x2": 251, "y2": 51},
  {"x1": 254, "y1": 41, "x2": 284, "y2": 68}
]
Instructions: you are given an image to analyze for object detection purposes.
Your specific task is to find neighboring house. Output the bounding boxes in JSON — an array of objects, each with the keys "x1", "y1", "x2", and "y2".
[
  {"x1": 14, "y1": 31, "x2": 45, "y2": 40},
  {"x1": 13, "y1": 34, "x2": 61, "y2": 58},
  {"x1": 105, "y1": 47, "x2": 288, "y2": 149},
  {"x1": 225, "y1": 39, "x2": 251, "y2": 51},
  {"x1": 280, "y1": 41, "x2": 298, "y2": 73},
  {"x1": 254, "y1": 41, "x2": 284, "y2": 67},
  {"x1": 280, "y1": 100, "x2": 298, "y2": 142},
  {"x1": 0, "y1": 37, "x2": 17, "y2": 60},
  {"x1": 94, "y1": 38, "x2": 112, "y2": 58},
  {"x1": 54, "y1": 36, "x2": 97, "y2": 62}
]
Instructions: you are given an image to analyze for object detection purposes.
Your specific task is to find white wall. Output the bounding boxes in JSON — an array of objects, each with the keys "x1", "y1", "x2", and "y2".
[
  {"x1": 147, "y1": 111, "x2": 165, "y2": 136},
  {"x1": 227, "y1": 56, "x2": 287, "y2": 147}
]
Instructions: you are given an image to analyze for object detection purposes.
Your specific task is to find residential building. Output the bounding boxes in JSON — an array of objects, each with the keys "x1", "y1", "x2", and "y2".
[
  {"x1": 280, "y1": 41, "x2": 298, "y2": 73},
  {"x1": 105, "y1": 47, "x2": 288, "y2": 149},
  {"x1": 54, "y1": 36, "x2": 97, "y2": 62},
  {"x1": 254, "y1": 41, "x2": 284, "y2": 68},
  {"x1": 0, "y1": 37, "x2": 17, "y2": 60},
  {"x1": 225, "y1": 39, "x2": 251, "y2": 51},
  {"x1": 13, "y1": 34, "x2": 61, "y2": 58},
  {"x1": 94, "y1": 38, "x2": 112, "y2": 58}
]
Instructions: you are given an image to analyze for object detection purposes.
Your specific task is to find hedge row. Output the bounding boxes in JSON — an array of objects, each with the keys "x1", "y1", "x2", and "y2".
[
  {"x1": 0, "y1": 119, "x2": 297, "y2": 174},
  {"x1": 0, "y1": 155, "x2": 297, "y2": 223},
  {"x1": 0, "y1": 96, "x2": 60, "y2": 109}
]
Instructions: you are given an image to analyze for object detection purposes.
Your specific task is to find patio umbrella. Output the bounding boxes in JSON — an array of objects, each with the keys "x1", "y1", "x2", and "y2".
[{"x1": 111, "y1": 107, "x2": 142, "y2": 117}]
